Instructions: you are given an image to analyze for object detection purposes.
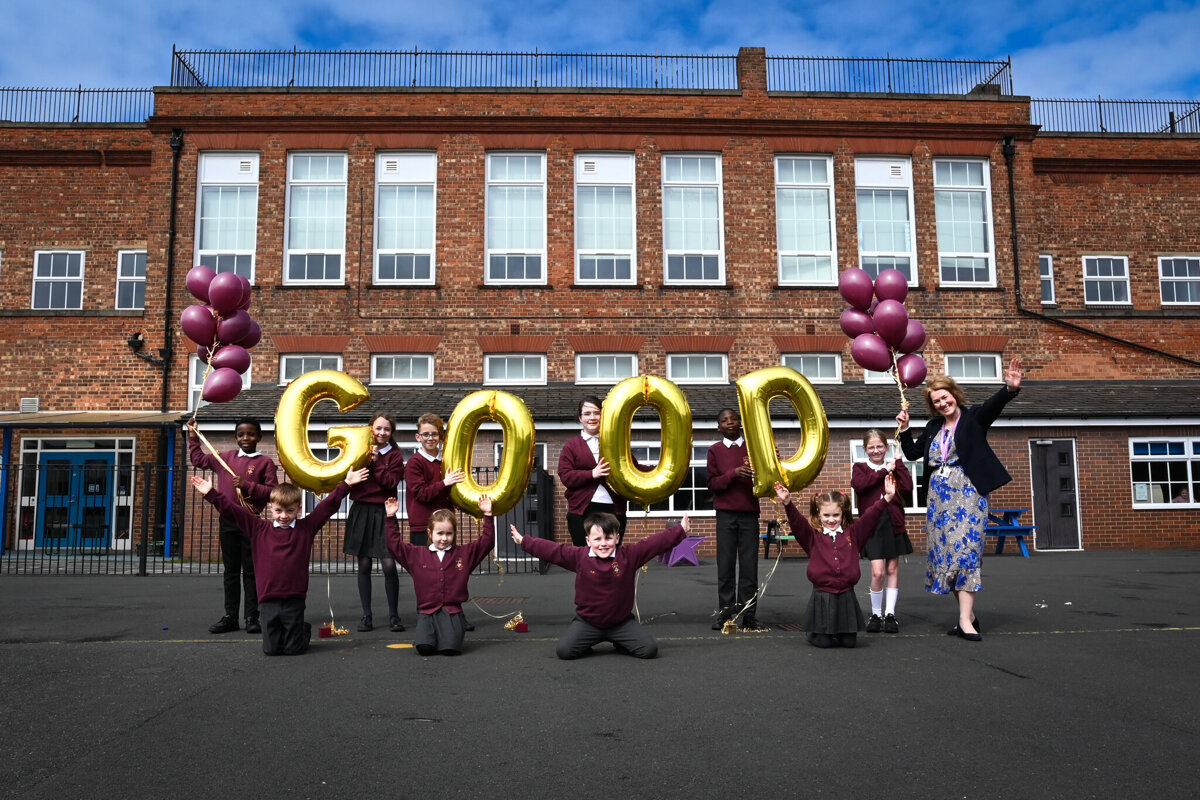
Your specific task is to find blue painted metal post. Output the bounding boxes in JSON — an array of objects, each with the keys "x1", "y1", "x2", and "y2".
[
  {"x1": 164, "y1": 424, "x2": 177, "y2": 559},
  {"x1": 0, "y1": 428, "x2": 11, "y2": 556}
]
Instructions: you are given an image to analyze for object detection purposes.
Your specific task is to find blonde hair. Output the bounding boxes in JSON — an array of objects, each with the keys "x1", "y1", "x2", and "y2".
[
  {"x1": 809, "y1": 491, "x2": 854, "y2": 530},
  {"x1": 270, "y1": 483, "x2": 303, "y2": 509},
  {"x1": 923, "y1": 376, "x2": 968, "y2": 417}
]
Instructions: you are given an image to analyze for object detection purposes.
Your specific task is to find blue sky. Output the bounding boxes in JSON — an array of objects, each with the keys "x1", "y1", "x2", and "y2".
[{"x1": 2, "y1": 0, "x2": 1198, "y2": 98}]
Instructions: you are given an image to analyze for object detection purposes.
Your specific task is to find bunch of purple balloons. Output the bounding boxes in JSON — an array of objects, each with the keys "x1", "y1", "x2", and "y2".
[
  {"x1": 838, "y1": 267, "x2": 928, "y2": 389},
  {"x1": 179, "y1": 266, "x2": 262, "y2": 403}
]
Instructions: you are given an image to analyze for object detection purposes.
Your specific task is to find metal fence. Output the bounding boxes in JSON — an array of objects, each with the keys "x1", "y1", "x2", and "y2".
[
  {"x1": 766, "y1": 55, "x2": 1012, "y2": 95},
  {"x1": 1032, "y1": 98, "x2": 1200, "y2": 133},
  {"x1": 0, "y1": 86, "x2": 154, "y2": 123},
  {"x1": 1, "y1": 462, "x2": 554, "y2": 577}
]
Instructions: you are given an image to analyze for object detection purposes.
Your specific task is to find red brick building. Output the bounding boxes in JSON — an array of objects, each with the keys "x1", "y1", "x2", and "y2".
[{"x1": 2, "y1": 47, "x2": 1198, "y2": 568}]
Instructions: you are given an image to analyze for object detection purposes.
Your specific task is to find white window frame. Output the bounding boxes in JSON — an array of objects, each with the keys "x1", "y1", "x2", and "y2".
[
  {"x1": 195, "y1": 152, "x2": 259, "y2": 281},
  {"x1": 775, "y1": 155, "x2": 837, "y2": 286},
  {"x1": 483, "y1": 354, "x2": 546, "y2": 386},
  {"x1": 629, "y1": 440, "x2": 715, "y2": 516},
  {"x1": 284, "y1": 152, "x2": 347, "y2": 285},
  {"x1": 781, "y1": 353, "x2": 842, "y2": 384},
  {"x1": 666, "y1": 353, "x2": 728, "y2": 384},
  {"x1": 32, "y1": 250, "x2": 85, "y2": 310},
  {"x1": 1129, "y1": 438, "x2": 1199, "y2": 508},
  {"x1": 115, "y1": 250, "x2": 146, "y2": 310},
  {"x1": 575, "y1": 153, "x2": 636, "y2": 285},
  {"x1": 945, "y1": 353, "x2": 1001, "y2": 383},
  {"x1": 370, "y1": 354, "x2": 434, "y2": 386},
  {"x1": 374, "y1": 152, "x2": 437, "y2": 285},
  {"x1": 485, "y1": 152, "x2": 547, "y2": 285},
  {"x1": 189, "y1": 354, "x2": 251, "y2": 412},
  {"x1": 1158, "y1": 256, "x2": 1200, "y2": 306},
  {"x1": 279, "y1": 354, "x2": 343, "y2": 385},
  {"x1": 390, "y1": 442, "x2": 422, "y2": 519},
  {"x1": 850, "y1": 441, "x2": 927, "y2": 514},
  {"x1": 855, "y1": 157, "x2": 917, "y2": 284},
  {"x1": 863, "y1": 369, "x2": 895, "y2": 384},
  {"x1": 1082, "y1": 255, "x2": 1131, "y2": 305},
  {"x1": 575, "y1": 353, "x2": 639, "y2": 384},
  {"x1": 662, "y1": 154, "x2": 725, "y2": 285},
  {"x1": 1039, "y1": 254, "x2": 1056, "y2": 305},
  {"x1": 933, "y1": 158, "x2": 996, "y2": 287}
]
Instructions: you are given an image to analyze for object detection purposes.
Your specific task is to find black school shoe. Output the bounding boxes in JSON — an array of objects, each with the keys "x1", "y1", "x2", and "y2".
[
  {"x1": 245, "y1": 616, "x2": 262, "y2": 634},
  {"x1": 866, "y1": 614, "x2": 883, "y2": 633},
  {"x1": 883, "y1": 613, "x2": 899, "y2": 634},
  {"x1": 209, "y1": 615, "x2": 239, "y2": 634},
  {"x1": 740, "y1": 616, "x2": 769, "y2": 632},
  {"x1": 357, "y1": 616, "x2": 373, "y2": 632},
  {"x1": 389, "y1": 616, "x2": 405, "y2": 632}
]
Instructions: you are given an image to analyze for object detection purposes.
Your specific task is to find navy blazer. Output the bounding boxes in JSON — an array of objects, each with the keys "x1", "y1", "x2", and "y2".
[{"x1": 899, "y1": 386, "x2": 1019, "y2": 497}]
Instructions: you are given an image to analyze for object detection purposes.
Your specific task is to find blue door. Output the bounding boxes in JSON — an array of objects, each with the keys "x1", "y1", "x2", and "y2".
[{"x1": 36, "y1": 453, "x2": 115, "y2": 549}]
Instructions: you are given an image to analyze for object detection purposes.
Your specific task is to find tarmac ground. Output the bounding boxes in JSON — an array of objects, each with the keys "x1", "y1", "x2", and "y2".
[{"x1": 2, "y1": 548, "x2": 1198, "y2": 799}]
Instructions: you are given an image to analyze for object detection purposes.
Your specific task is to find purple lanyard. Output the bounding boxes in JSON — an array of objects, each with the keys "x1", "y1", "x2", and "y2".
[{"x1": 938, "y1": 426, "x2": 955, "y2": 461}]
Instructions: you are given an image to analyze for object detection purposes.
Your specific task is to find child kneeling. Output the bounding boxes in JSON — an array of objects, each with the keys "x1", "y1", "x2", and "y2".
[
  {"x1": 512, "y1": 512, "x2": 689, "y2": 659},
  {"x1": 192, "y1": 467, "x2": 367, "y2": 656}
]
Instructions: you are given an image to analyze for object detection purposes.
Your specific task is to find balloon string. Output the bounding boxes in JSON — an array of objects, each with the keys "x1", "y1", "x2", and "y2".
[
  {"x1": 191, "y1": 423, "x2": 250, "y2": 510},
  {"x1": 890, "y1": 348, "x2": 911, "y2": 453}
]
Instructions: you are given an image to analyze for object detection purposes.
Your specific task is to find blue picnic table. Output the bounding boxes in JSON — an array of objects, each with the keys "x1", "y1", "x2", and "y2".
[{"x1": 985, "y1": 508, "x2": 1035, "y2": 557}]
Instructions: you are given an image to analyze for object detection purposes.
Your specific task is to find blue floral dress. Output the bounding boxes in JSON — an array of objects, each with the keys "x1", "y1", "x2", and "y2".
[{"x1": 924, "y1": 431, "x2": 987, "y2": 594}]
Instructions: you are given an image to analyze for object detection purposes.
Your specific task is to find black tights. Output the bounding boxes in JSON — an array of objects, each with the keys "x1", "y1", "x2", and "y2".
[{"x1": 357, "y1": 556, "x2": 399, "y2": 621}]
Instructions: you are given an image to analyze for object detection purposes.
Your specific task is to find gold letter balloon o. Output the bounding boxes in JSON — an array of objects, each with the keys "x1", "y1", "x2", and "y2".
[
  {"x1": 735, "y1": 366, "x2": 829, "y2": 496},
  {"x1": 599, "y1": 375, "x2": 693, "y2": 509},
  {"x1": 443, "y1": 390, "x2": 535, "y2": 517},
  {"x1": 274, "y1": 370, "x2": 374, "y2": 494}
]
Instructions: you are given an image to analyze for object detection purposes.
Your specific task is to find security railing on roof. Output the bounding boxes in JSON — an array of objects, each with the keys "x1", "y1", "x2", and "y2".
[
  {"x1": 1032, "y1": 97, "x2": 1200, "y2": 133},
  {"x1": 765, "y1": 55, "x2": 1013, "y2": 95},
  {"x1": 0, "y1": 86, "x2": 154, "y2": 123},
  {"x1": 170, "y1": 47, "x2": 740, "y2": 90}
]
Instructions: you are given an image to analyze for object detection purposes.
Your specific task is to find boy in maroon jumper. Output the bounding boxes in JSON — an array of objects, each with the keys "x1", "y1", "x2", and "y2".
[
  {"x1": 403, "y1": 413, "x2": 465, "y2": 547},
  {"x1": 558, "y1": 396, "x2": 643, "y2": 545},
  {"x1": 188, "y1": 418, "x2": 278, "y2": 636},
  {"x1": 383, "y1": 494, "x2": 495, "y2": 655},
  {"x1": 191, "y1": 467, "x2": 368, "y2": 656},
  {"x1": 705, "y1": 408, "x2": 764, "y2": 632},
  {"x1": 511, "y1": 512, "x2": 690, "y2": 659}
]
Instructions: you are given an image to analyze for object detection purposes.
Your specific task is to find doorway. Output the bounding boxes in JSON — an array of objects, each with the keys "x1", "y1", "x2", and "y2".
[
  {"x1": 36, "y1": 453, "x2": 116, "y2": 549},
  {"x1": 1029, "y1": 439, "x2": 1082, "y2": 550}
]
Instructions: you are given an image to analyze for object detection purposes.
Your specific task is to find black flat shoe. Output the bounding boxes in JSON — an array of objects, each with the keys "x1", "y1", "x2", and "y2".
[
  {"x1": 960, "y1": 629, "x2": 982, "y2": 642},
  {"x1": 357, "y1": 616, "x2": 373, "y2": 632},
  {"x1": 209, "y1": 615, "x2": 239, "y2": 634},
  {"x1": 389, "y1": 617, "x2": 405, "y2": 632},
  {"x1": 245, "y1": 617, "x2": 261, "y2": 634}
]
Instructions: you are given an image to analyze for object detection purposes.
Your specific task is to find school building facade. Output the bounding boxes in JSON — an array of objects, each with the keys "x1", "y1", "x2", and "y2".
[{"x1": 1, "y1": 47, "x2": 1198, "y2": 569}]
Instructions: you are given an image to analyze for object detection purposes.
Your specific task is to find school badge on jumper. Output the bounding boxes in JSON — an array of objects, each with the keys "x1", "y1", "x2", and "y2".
[
  {"x1": 612, "y1": 563, "x2": 621, "y2": 576},
  {"x1": 455, "y1": 558, "x2": 464, "y2": 571}
]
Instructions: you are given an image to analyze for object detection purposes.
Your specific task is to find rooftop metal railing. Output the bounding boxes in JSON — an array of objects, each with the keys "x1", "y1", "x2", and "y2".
[
  {"x1": 765, "y1": 54, "x2": 1012, "y2": 95},
  {"x1": 1032, "y1": 97, "x2": 1200, "y2": 133},
  {"x1": 0, "y1": 86, "x2": 154, "y2": 123}
]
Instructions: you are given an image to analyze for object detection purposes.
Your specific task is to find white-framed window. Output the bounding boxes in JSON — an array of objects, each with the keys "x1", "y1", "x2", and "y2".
[
  {"x1": 1083, "y1": 256, "x2": 1131, "y2": 305},
  {"x1": 390, "y1": 442, "x2": 421, "y2": 519},
  {"x1": 662, "y1": 154, "x2": 724, "y2": 284},
  {"x1": 115, "y1": 250, "x2": 146, "y2": 310},
  {"x1": 575, "y1": 353, "x2": 638, "y2": 384},
  {"x1": 934, "y1": 158, "x2": 995, "y2": 286},
  {"x1": 1159, "y1": 257, "x2": 1200, "y2": 305},
  {"x1": 375, "y1": 152, "x2": 436, "y2": 285},
  {"x1": 486, "y1": 152, "x2": 546, "y2": 284},
  {"x1": 863, "y1": 369, "x2": 895, "y2": 384},
  {"x1": 945, "y1": 353, "x2": 1001, "y2": 383},
  {"x1": 629, "y1": 441, "x2": 715, "y2": 515},
  {"x1": 776, "y1": 155, "x2": 836, "y2": 285},
  {"x1": 279, "y1": 354, "x2": 342, "y2": 384},
  {"x1": 575, "y1": 153, "x2": 636, "y2": 284},
  {"x1": 188, "y1": 354, "x2": 251, "y2": 411},
  {"x1": 666, "y1": 354, "x2": 727, "y2": 384},
  {"x1": 483, "y1": 354, "x2": 546, "y2": 385},
  {"x1": 1130, "y1": 438, "x2": 1199, "y2": 507},
  {"x1": 781, "y1": 353, "x2": 842, "y2": 384},
  {"x1": 32, "y1": 250, "x2": 85, "y2": 310},
  {"x1": 370, "y1": 354, "x2": 433, "y2": 385},
  {"x1": 850, "y1": 441, "x2": 927, "y2": 512},
  {"x1": 1039, "y1": 254, "x2": 1056, "y2": 305},
  {"x1": 285, "y1": 152, "x2": 347, "y2": 284},
  {"x1": 196, "y1": 152, "x2": 258, "y2": 280},
  {"x1": 855, "y1": 158, "x2": 916, "y2": 283},
  {"x1": 303, "y1": 446, "x2": 355, "y2": 519}
]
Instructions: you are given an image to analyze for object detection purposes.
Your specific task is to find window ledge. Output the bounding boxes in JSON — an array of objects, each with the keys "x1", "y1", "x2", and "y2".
[{"x1": 1, "y1": 309, "x2": 145, "y2": 318}]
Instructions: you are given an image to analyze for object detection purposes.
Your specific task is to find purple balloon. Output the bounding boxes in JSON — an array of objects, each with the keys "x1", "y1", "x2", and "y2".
[
  {"x1": 840, "y1": 307, "x2": 875, "y2": 339},
  {"x1": 838, "y1": 268, "x2": 875, "y2": 311},
  {"x1": 873, "y1": 299, "x2": 910, "y2": 348},
  {"x1": 874, "y1": 268, "x2": 909, "y2": 303},
  {"x1": 216, "y1": 309, "x2": 252, "y2": 345},
  {"x1": 236, "y1": 318, "x2": 262, "y2": 350},
  {"x1": 851, "y1": 333, "x2": 894, "y2": 373},
  {"x1": 211, "y1": 344, "x2": 251, "y2": 374},
  {"x1": 185, "y1": 265, "x2": 216, "y2": 303},
  {"x1": 898, "y1": 319, "x2": 927, "y2": 354},
  {"x1": 896, "y1": 353, "x2": 928, "y2": 388},
  {"x1": 236, "y1": 275, "x2": 253, "y2": 310},
  {"x1": 180, "y1": 304, "x2": 217, "y2": 347},
  {"x1": 201, "y1": 368, "x2": 243, "y2": 403},
  {"x1": 207, "y1": 272, "x2": 245, "y2": 316}
]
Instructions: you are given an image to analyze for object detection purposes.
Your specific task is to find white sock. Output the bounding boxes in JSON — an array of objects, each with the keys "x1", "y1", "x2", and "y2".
[
  {"x1": 870, "y1": 590, "x2": 883, "y2": 616},
  {"x1": 885, "y1": 587, "x2": 899, "y2": 616}
]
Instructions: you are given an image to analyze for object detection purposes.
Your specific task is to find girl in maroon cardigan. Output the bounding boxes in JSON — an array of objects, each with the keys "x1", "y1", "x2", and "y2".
[
  {"x1": 775, "y1": 476, "x2": 895, "y2": 649},
  {"x1": 851, "y1": 429, "x2": 913, "y2": 634}
]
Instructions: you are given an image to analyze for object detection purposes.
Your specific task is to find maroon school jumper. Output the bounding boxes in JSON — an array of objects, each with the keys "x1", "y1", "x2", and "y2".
[
  {"x1": 850, "y1": 460, "x2": 913, "y2": 537},
  {"x1": 188, "y1": 436, "x2": 277, "y2": 514},
  {"x1": 782, "y1": 499, "x2": 888, "y2": 594},
  {"x1": 384, "y1": 515, "x2": 496, "y2": 614},
  {"x1": 203, "y1": 482, "x2": 351, "y2": 602},
  {"x1": 705, "y1": 439, "x2": 758, "y2": 513},
  {"x1": 351, "y1": 445, "x2": 405, "y2": 504},
  {"x1": 557, "y1": 434, "x2": 627, "y2": 517},
  {"x1": 519, "y1": 525, "x2": 686, "y2": 629},
  {"x1": 404, "y1": 451, "x2": 452, "y2": 535}
]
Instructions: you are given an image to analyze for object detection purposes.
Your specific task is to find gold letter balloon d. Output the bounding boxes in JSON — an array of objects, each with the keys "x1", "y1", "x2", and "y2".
[
  {"x1": 735, "y1": 366, "x2": 829, "y2": 496},
  {"x1": 443, "y1": 390, "x2": 535, "y2": 517},
  {"x1": 274, "y1": 370, "x2": 374, "y2": 494},
  {"x1": 599, "y1": 375, "x2": 693, "y2": 509}
]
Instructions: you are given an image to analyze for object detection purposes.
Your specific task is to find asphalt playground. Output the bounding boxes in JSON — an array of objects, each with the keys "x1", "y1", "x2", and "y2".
[{"x1": 2, "y1": 547, "x2": 1197, "y2": 799}]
